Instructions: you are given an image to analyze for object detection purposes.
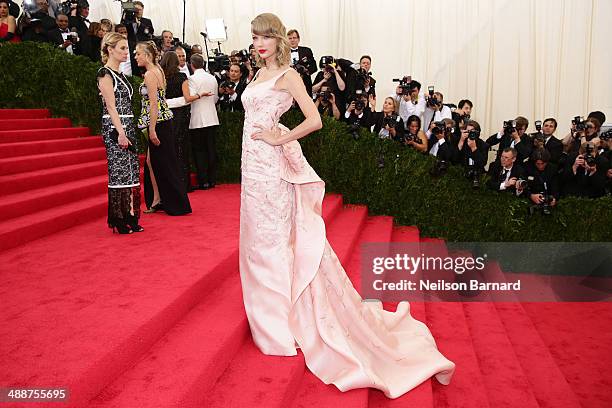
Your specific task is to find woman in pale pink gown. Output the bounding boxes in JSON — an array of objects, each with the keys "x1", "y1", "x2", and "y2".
[{"x1": 239, "y1": 13, "x2": 455, "y2": 399}]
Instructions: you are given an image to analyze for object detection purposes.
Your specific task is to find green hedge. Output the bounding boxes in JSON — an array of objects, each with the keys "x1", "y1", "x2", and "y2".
[
  {"x1": 3, "y1": 43, "x2": 611, "y2": 241},
  {"x1": 0, "y1": 42, "x2": 142, "y2": 134}
]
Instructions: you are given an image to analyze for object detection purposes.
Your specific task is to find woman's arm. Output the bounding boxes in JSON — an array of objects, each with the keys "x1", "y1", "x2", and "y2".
[
  {"x1": 411, "y1": 130, "x2": 429, "y2": 152},
  {"x1": 182, "y1": 80, "x2": 201, "y2": 103},
  {"x1": 334, "y1": 69, "x2": 346, "y2": 91},
  {"x1": 252, "y1": 69, "x2": 322, "y2": 145},
  {"x1": 144, "y1": 71, "x2": 160, "y2": 145},
  {"x1": 98, "y1": 73, "x2": 129, "y2": 147},
  {"x1": 0, "y1": 16, "x2": 16, "y2": 41}
]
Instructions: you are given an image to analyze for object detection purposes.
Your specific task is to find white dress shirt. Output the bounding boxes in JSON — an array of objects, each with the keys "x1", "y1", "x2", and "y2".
[
  {"x1": 179, "y1": 64, "x2": 191, "y2": 77},
  {"x1": 429, "y1": 138, "x2": 446, "y2": 157},
  {"x1": 392, "y1": 90, "x2": 426, "y2": 128},
  {"x1": 423, "y1": 105, "x2": 452, "y2": 131},
  {"x1": 189, "y1": 69, "x2": 219, "y2": 129}
]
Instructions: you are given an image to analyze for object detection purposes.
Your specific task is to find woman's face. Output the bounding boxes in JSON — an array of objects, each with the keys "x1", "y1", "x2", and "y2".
[
  {"x1": 383, "y1": 98, "x2": 394, "y2": 114},
  {"x1": 97, "y1": 28, "x2": 108, "y2": 38},
  {"x1": 110, "y1": 39, "x2": 129, "y2": 63},
  {"x1": 585, "y1": 120, "x2": 599, "y2": 137},
  {"x1": 135, "y1": 47, "x2": 149, "y2": 67},
  {"x1": 408, "y1": 121, "x2": 419, "y2": 134},
  {"x1": 0, "y1": 3, "x2": 9, "y2": 17},
  {"x1": 251, "y1": 33, "x2": 278, "y2": 65}
]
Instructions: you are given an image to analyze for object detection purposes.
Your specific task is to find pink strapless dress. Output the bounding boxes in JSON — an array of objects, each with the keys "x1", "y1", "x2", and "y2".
[{"x1": 239, "y1": 68, "x2": 455, "y2": 398}]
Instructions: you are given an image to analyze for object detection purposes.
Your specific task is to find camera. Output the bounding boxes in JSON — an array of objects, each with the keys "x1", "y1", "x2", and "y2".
[
  {"x1": 572, "y1": 116, "x2": 587, "y2": 132},
  {"x1": 431, "y1": 120, "x2": 446, "y2": 137},
  {"x1": 355, "y1": 67, "x2": 372, "y2": 91},
  {"x1": 382, "y1": 113, "x2": 400, "y2": 129},
  {"x1": 348, "y1": 122, "x2": 361, "y2": 140},
  {"x1": 392, "y1": 75, "x2": 412, "y2": 96},
  {"x1": 426, "y1": 86, "x2": 441, "y2": 108},
  {"x1": 351, "y1": 89, "x2": 367, "y2": 111},
  {"x1": 583, "y1": 144, "x2": 596, "y2": 167},
  {"x1": 468, "y1": 129, "x2": 480, "y2": 141},
  {"x1": 58, "y1": 0, "x2": 89, "y2": 16},
  {"x1": 535, "y1": 120, "x2": 542, "y2": 133},
  {"x1": 293, "y1": 57, "x2": 310, "y2": 76},
  {"x1": 316, "y1": 89, "x2": 332, "y2": 103},
  {"x1": 319, "y1": 56, "x2": 336, "y2": 73},
  {"x1": 503, "y1": 119, "x2": 517, "y2": 136},
  {"x1": 67, "y1": 31, "x2": 79, "y2": 44},
  {"x1": 207, "y1": 52, "x2": 231, "y2": 74},
  {"x1": 600, "y1": 128, "x2": 612, "y2": 141}
]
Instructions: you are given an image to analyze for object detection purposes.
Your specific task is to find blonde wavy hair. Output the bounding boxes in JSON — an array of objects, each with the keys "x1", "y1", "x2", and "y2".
[
  {"x1": 101, "y1": 32, "x2": 126, "y2": 64},
  {"x1": 251, "y1": 13, "x2": 291, "y2": 68},
  {"x1": 136, "y1": 41, "x2": 161, "y2": 65}
]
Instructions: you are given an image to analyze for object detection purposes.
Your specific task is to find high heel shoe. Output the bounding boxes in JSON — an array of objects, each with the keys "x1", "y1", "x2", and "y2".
[
  {"x1": 110, "y1": 220, "x2": 133, "y2": 234},
  {"x1": 127, "y1": 215, "x2": 144, "y2": 232},
  {"x1": 143, "y1": 203, "x2": 163, "y2": 213}
]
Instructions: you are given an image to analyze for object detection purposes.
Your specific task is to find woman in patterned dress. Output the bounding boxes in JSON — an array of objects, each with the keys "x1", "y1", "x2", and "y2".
[
  {"x1": 135, "y1": 41, "x2": 191, "y2": 216},
  {"x1": 97, "y1": 32, "x2": 143, "y2": 234}
]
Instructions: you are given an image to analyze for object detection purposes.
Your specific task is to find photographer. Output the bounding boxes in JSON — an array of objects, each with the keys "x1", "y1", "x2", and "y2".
[
  {"x1": 519, "y1": 148, "x2": 559, "y2": 210},
  {"x1": 217, "y1": 63, "x2": 247, "y2": 112},
  {"x1": 314, "y1": 85, "x2": 341, "y2": 120},
  {"x1": 561, "y1": 141, "x2": 609, "y2": 198},
  {"x1": 67, "y1": 0, "x2": 91, "y2": 58},
  {"x1": 392, "y1": 78, "x2": 426, "y2": 127},
  {"x1": 48, "y1": 13, "x2": 78, "y2": 53},
  {"x1": 457, "y1": 120, "x2": 488, "y2": 187},
  {"x1": 30, "y1": 0, "x2": 58, "y2": 32},
  {"x1": 529, "y1": 117, "x2": 563, "y2": 165},
  {"x1": 312, "y1": 56, "x2": 346, "y2": 108},
  {"x1": 487, "y1": 147, "x2": 525, "y2": 193},
  {"x1": 174, "y1": 46, "x2": 192, "y2": 77},
  {"x1": 423, "y1": 89, "x2": 452, "y2": 131},
  {"x1": 451, "y1": 99, "x2": 473, "y2": 127},
  {"x1": 346, "y1": 56, "x2": 376, "y2": 107},
  {"x1": 369, "y1": 97, "x2": 405, "y2": 141},
  {"x1": 287, "y1": 29, "x2": 316, "y2": 95},
  {"x1": 123, "y1": 0, "x2": 153, "y2": 42},
  {"x1": 486, "y1": 116, "x2": 532, "y2": 164},
  {"x1": 562, "y1": 116, "x2": 601, "y2": 155},
  {"x1": 159, "y1": 29, "x2": 174, "y2": 53},
  {"x1": 343, "y1": 89, "x2": 372, "y2": 132},
  {"x1": 399, "y1": 115, "x2": 428, "y2": 152},
  {"x1": 428, "y1": 118, "x2": 455, "y2": 162}
]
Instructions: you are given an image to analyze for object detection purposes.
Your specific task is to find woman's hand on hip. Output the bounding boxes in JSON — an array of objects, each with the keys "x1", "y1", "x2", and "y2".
[{"x1": 251, "y1": 124, "x2": 282, "y2": 146}]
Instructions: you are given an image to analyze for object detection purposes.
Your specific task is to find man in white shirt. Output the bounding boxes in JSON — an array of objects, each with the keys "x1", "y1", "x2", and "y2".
[
  {"x1": 423, "y1": 91, "x2": 452, "y2": 131},
  {"x1": 188, "y1": 54, "x2": 219, "y2": 190},
  {"x1": 176, "y1": 46, "x2": 191, "y2": 77},
  {"x1": 391, "y1": 79, "x2": 426, "y2": 129}
]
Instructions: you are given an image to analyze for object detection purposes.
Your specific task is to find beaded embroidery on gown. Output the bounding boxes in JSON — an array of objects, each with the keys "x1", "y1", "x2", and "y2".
[{"x1": 239, "y1": 68, "x2": 455, "y2": 398}]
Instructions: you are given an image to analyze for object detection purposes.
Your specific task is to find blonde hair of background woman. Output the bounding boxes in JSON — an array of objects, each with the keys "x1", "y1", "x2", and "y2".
[
  {"x1": 250, "y1": 13, "x2": 291, "y2": 68},
  {"x1": 101, "y1": 32, "x2": 126, "y2": 64}
]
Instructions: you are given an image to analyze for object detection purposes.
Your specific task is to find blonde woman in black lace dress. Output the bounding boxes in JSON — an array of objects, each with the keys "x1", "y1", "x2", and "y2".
[{"x1": 97, "y1": 32, "x2": 143, "y2": 234}]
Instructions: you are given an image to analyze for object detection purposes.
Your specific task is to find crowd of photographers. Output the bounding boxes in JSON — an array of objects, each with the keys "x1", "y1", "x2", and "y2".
[{"x1": 4, "y1": 1, "x2": 611, "y2": 211}]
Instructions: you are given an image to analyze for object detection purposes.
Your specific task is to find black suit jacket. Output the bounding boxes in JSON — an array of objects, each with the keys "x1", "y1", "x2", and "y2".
[
  {"x1": 218, "y1": 79, "x2": 247, "y2": 112},
  {"x1": 524, "y1": 161, "x2": 560, "y2": 199},
  {"x1": 291, "y1": 46, "x2": 317, "y2": 75},
  {"x1": 456, "y1": 138, "x2": 488, "y2": 171},
  {"x1": 544, "y1": 136, "x2": 563, "y2": 164},
  {"x1": 487, "y1": 161, "x2": 525, "y2": 192},
  {"x1": 369, "y1": 111, "x2": 405, "y2": 141},
  {"x1": 68, "y1": 15, "x2": 91, "y2": 57},
  {"x1": 486, "y1": 132, "x2": 533, "y2": 163},
  {"x1": 125, "y1": 17, "x2": 155, "y2": 43}
]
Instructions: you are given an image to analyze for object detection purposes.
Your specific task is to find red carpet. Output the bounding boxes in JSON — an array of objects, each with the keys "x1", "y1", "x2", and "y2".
[{"x1": 0, "y1": 109, "x2": 611, "y2": 407}]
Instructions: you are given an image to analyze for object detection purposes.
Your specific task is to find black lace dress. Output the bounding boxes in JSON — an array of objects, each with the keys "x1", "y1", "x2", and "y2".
[
  {"x1": 166, "y1": 72, "x2": 191, "y2": 190},
  {"x1": 97, "y1": 67, "x2": 141, "y2": 228}
]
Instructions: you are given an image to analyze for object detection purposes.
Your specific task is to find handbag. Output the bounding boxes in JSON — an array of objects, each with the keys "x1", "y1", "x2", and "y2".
[{"x1": 109, "y1": 128, "x2": 138, "y2": 153}]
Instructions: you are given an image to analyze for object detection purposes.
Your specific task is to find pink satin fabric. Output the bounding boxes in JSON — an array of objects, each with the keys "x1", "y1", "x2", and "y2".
[{"x1": 239, "y1": 68, "x2": 455, "y2": 398}]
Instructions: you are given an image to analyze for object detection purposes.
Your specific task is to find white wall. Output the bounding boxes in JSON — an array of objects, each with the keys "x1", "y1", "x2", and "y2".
[{"x1": 26, "y1": 0, "x2": 612, "y2": 135}]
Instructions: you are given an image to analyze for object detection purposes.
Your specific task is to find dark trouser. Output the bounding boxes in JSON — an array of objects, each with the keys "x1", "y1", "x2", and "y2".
[{"x1": 190, "y1": 125, "x2": 218, "y2": 185}]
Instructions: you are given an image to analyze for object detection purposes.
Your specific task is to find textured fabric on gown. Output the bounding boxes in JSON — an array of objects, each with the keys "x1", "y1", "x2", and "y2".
[{"x1": 239, "y1": 68, "x2": 455, "y2": 399}]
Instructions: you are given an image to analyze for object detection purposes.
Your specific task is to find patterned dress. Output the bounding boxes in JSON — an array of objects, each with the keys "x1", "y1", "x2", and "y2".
[{"x1": 97, "y1": 67, "x2": 141, "y2": 226}]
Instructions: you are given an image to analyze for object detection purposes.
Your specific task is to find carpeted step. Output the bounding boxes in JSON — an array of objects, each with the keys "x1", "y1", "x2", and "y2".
[
  {"x1": 478, "y1": 262, "x2": 581, "y2": 408},
  {"x1": 0, "y1": 135, "x2": 103, "y2": 158},
  {"x1": 0, "y1": 192, "x2": 107, "y2": 252},
  {"x1": 463, "y1": 300, "x2": 540, "y2": 407},
  {"x1": 0, "y1": 127, "x2": 90, "y2": 143},
  {"x1": 0, "y1": 117, "x2": 72, "y2": 131},
  {"x1": 0, "y1": 159, "x2": 108, "y2": 196},
  {"x1": 0, "y1": 185, "x2": 244, "y2": 407},
  {"x1": 202, "y1": 205, "x2": 368, "y2": 408},
  {"x1": 0, "y1": 147, "x2": 107, "y2": 175},
  {"x1": 290, "y1": 216, "x2": 394, "y2": 408},
  {"x1": 0, "y1": 108, "x2": 50, "y2": 119},
  {"x1": 0, "y1": 174, "x2": 108, "y2": 221},
  {"x1": 82, "y1": 193, "x2": 346, "y2": 408},
  {"x1": 367, "y1": 225, "x2": 436, "y2": 408}
]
